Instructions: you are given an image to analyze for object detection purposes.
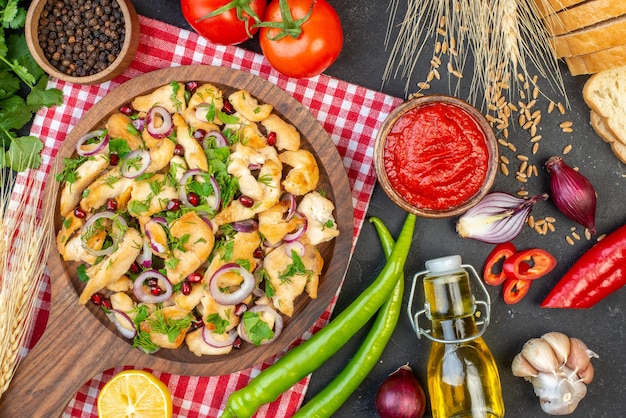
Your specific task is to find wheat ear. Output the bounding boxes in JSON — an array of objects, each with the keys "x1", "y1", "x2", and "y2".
[{"x1": 0, "y1": 166, "x2": 57, "y2": 399}]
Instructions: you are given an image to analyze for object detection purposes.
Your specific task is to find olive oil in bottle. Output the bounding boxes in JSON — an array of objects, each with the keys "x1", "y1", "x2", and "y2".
[{"x1": 422, "y1": 255, "x2": 505, "y2": 418}]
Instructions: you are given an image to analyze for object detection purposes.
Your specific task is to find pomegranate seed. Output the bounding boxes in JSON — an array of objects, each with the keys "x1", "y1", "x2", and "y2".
[
  {"x1": 181, "y1": 281, "x2": 192, "y2": 296},
  {"x1": 233, "y1": 336, "x2": 242, "y2": 349},
  {"x1": 187, "y1": 271, "x2": 203, "y2": 283},
  {"x1": 239, "y1": 195, "x2": 254, "y2": 208},
  {"x1": 167, "y1": 199, "x2": 182, "y2": 211},
  {"x1": 90, "y1": 293, "x2": 104, "y2": 305},
  {"x1": 193, "y1": 129, "x2": 207, "y2": 141},
  {"x1": 102, "y1": 299, "x2": 112, "y2": 310},
  {"x1": 73, "y1": 207, "x2": 87, "y2": 219},
  {"x1": 146, "y1": 277, "x2": 158, "y2": 287},
  {"x1": 106, "y1": 198, "x2": 117, "y2": 211},
  {"x1": 267, "y1": 131, "x2": 277, "y2": 146},
  {"x1": 174, "y1": 144, "x2": 185, "y2": 156},
  {"x1": 223, "y1": 99, "x2": 235, "y2": 114},
  {"x1": 109, "y1": 153, "x2": 120, "y2": 166},
  {"x1": 150, "y1": 286, "x2": 162, "y2": 296},
  {"x1": 129, "y1": 261, "x2": 141, "y2": 275},
  {"x1": 253, "y1": 247, "x2": 264, "y2": 259},
  {"x1": 190, "y1": 319, "x2": 204, "y2": 331},
  {"x1": 119, "y1": 104, "x2": 134, "y2": 116},
  {"x1": 187, "y1": 192, "x2": 201, "y2": 206},
  {"x1": 186, "y1": 81, "x2": 199, "y2": 93}
]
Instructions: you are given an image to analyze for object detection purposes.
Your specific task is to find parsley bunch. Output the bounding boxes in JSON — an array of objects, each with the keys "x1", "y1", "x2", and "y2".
[{"x1": 0, "y1": 0, "x2": 63, "y2": 171}]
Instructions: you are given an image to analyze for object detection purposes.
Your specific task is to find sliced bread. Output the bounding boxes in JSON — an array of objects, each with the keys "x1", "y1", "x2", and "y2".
[
  {"x1": 551, "y1": 15, "x2": 626, "y2": 58},
  {"x1": 589, "y1": 111, "x2": 626, "y2": 163},
  {"x1": 533, "y1": 0, "x2": 587, "y2": 19},
  {"x1": 583, "y1": 65, "x2": 626, "y2": 145},
  {"x1": 565, "y1": 43, "x2": 626, "y2": 75},
  {"x1": 544, "y1": 0, "x2": 626, "y2": 36}
]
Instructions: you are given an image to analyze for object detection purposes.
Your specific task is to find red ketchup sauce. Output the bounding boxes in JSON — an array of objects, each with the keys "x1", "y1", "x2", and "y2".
[{"x1": 383, "y1": 102, "x2": 490, "y2": 211}]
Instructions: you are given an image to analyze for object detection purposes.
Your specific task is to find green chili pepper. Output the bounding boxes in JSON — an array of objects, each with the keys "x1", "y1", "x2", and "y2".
[
  {"x1": 219, "y1": 213, "x2": 416, "y2": 418},
  {"x1": 292, "y1": 217, "x2": 405, "y2": 417}
]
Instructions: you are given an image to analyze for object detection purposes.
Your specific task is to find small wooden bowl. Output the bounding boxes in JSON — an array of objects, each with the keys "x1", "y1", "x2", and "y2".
[
  {"x1": 374, "y1": 95, "x2": 498, "y2": 218},
  {"x1": 25, "y1": 0, "x2": 140, "y2": 85}
]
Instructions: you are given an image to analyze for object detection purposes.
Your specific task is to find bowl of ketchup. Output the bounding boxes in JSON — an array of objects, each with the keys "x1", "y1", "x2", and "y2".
[{"x1": 374, "y1": 95, "x2": 498, "y2": 218}]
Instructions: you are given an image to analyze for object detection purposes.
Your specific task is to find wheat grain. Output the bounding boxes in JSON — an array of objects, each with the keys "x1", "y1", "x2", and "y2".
[{"x1": 0, "y1": 165, "x2": 58, "y2": 399}]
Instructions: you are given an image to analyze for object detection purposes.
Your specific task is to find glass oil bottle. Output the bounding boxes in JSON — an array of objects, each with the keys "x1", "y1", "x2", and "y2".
[{"x1": 407, "y1": 255, "x2": 505, "y2": 418}]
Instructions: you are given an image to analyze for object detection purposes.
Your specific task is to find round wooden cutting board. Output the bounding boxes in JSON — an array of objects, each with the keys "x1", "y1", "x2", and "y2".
[{"x1": 0, "y1": 65, "x2": 354, "y2": 416}]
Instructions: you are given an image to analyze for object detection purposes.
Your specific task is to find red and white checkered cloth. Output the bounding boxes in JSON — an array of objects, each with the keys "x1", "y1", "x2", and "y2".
[{"x1": 18, "y1": 15, "x2": 401, "y2": 417}]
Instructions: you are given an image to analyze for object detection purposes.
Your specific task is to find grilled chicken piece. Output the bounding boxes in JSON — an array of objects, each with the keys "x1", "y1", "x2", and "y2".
[
  {"x1": 263, "y1": 241, "x2": 323, "y2": 316},
  {"x1": 279, "y1": 149, "x2": 320, "y2": 196},
  {"x1": 140, "y1": 306, "x2": 193, "y2": 349},
  {"x1": 59, "y1": 153, "x2": 109, "y2": 217},
  {"x1": 80, "y1": 166, "x2": 134, "y2": 213},
  {"x1": 105, "y1": 113, "x2": 144, "y2": 150},
  {"x1": 131, "y1": 81, "x2": 186, "y2": 114},
  {"x1": 228, "y1": 89, "x2": 273, "y2": 122},
  {"x1": 261, "y1": 114, "x2": 301, "y2": 151},
  {"x1": 164, "y1": 212, "x2": 215, "y2": 284},
  {"x1": 298, "y1": 191, "x2": 340, "y2": 245},
  {"x1": 79, "y1": 227, "x2": 143, "y2": 304},
  {"x1": 173, "y1": 113, "x2": 209, "y2": 171}
]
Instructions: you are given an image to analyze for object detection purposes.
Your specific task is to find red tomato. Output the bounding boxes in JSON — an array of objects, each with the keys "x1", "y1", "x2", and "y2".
[
  {"x1": 259, "y1": 0, "x2": 343, "y2": 78},
  {"x1": 180, "y1": 0, "x2": 267, "y2": 46}
]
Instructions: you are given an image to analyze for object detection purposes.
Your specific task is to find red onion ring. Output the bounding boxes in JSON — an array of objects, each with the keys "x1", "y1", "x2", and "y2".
[
  {"x1": 76, "y1": 129, "x2": 109, "y2": 156},
  {"x1": 146, "y1": 106, "x2": 173, "y2": 139},
  {"x1": 132, "y1": 117, "x2": 145, "y2": 132},
  {"x1": 209, "y1": 263, "x2": 255, "y2": 306},
  {"x1": 237, "y1": 305, "x2": 283, "y2": 346},
  {"x1": 232, "y1": 219, "x2": 258, "y2": 233},
  {"x1": 283, "y1": 214, "x2": 307, "y2": 243},
  {"x1": 284, "y1": 241, "x2": 306, "y2": 258},
  {"x1": 120, "y1": 149, "x2": 151, "y2": 179},
  {"x1": 201, "y1": 326, "x2": 237, "y2": 348},
  {"x1": 133, "y1": 270, "x2": 173, "y2": 303},
  {"x1": 178, "y1": 169, "x2": 221, "y2": 212},
  {"x1": 107, "y1": 309, "x2": 137, "y2": 339},
  {"x1": 80, "y1": 211, "x2": 128, "y2": 257},
  {"x1": 136, "y1": 238, "x2": 153, "y2": 268},
  {"x1": 203, "y1": 130, "x2": 228, "y2": 149},
  {"x1": 144, "y1": 217, "x2": 168, "y2": 254},
  {"x1": 281, "y1": 193, "x2": 297, "y2": 221}
]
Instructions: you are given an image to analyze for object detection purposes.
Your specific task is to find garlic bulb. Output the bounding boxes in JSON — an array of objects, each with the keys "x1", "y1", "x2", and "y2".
[{"x1": 511, "y1": 332, "x2": 598, "y2": 415}]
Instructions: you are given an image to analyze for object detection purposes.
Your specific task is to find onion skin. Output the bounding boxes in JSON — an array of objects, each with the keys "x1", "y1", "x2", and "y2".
[
  {"x1": 456, "y1": 192, "x2": 548, "y2": 244},
  {"x1": 546, "y1": 156, "x2": 597, "y2": 235},
  {"x1": 376, "y1": 364, "x2": 426, "y2": 418}
]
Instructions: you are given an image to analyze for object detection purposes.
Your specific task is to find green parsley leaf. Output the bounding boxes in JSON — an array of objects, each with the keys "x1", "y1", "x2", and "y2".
[
  {"x1": 146, "y1": 309, "x2": 192, "y2": 343},
  {"x1": 76, "y1": 264, "x2": 89, "y2": 283},
  {"x1": 279, "y1": 250, "x2": 313, "y2": 284},
  {"x1": 241, "y1": 311, "x2": 274, "y2": 346},
  {"x1": 206, "y1": 313, "x2": 230, "y2": 334},
  {"x1": 108, "y1": 138, "x2": 132, "y2": 158}
]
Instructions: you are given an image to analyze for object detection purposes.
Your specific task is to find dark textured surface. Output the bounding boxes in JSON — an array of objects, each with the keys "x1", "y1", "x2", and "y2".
[{"x1": 127, "y1": 1, "x2": 625, "y2": 416}]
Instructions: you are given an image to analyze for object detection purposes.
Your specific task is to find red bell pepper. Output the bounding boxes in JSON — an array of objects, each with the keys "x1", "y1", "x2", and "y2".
[
  {"x1": 502, "y1": 277, "x2": 531, "y2": 304},
  {"x1": 542, "y1": 223, "x2": 626, "y2": 308},
  {"x1": 483, "y1": 242, "x2": 517, "y2": 286},
  {"x1": 503, "y1": 248, "x2": 557, "y2": 281}
]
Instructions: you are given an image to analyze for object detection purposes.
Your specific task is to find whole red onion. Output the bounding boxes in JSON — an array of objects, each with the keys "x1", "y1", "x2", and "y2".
[
  {"x1": 375, "y1": 364, "x2": 426, "y2": 418},
  {"x1": 545, "y1": 156, "x2": 597, "y2": 235}
]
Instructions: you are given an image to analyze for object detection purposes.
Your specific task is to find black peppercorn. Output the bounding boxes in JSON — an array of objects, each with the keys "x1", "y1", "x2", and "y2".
[{"x1": 37, "y1": 0, "x2": 126, "y2": 77}]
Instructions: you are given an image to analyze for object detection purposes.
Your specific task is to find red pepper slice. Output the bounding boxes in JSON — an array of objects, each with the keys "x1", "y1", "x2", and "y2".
[
  {"x1": 502, "y1": 277, "x2": 531, "y2": 304},
  {"x1": 482, "y1": 242, "x2": 517, "y2": 286},
  {"x1": 503, "y1": 248, "x2": 556, "y2": 281},
  {"x1": 542, "y1": 223, "x2": 626, "y2": 308}
]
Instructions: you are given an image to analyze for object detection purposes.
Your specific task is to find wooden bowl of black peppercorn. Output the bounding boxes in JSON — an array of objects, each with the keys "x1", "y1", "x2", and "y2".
[{"x1": 26, "y1": 0, "x2": 140, "y2": 85}]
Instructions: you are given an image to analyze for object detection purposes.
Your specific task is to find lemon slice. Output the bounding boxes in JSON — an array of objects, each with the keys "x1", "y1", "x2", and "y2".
[{"x1": 97, "y1": 369, "x2": 173, "y2": 418}]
